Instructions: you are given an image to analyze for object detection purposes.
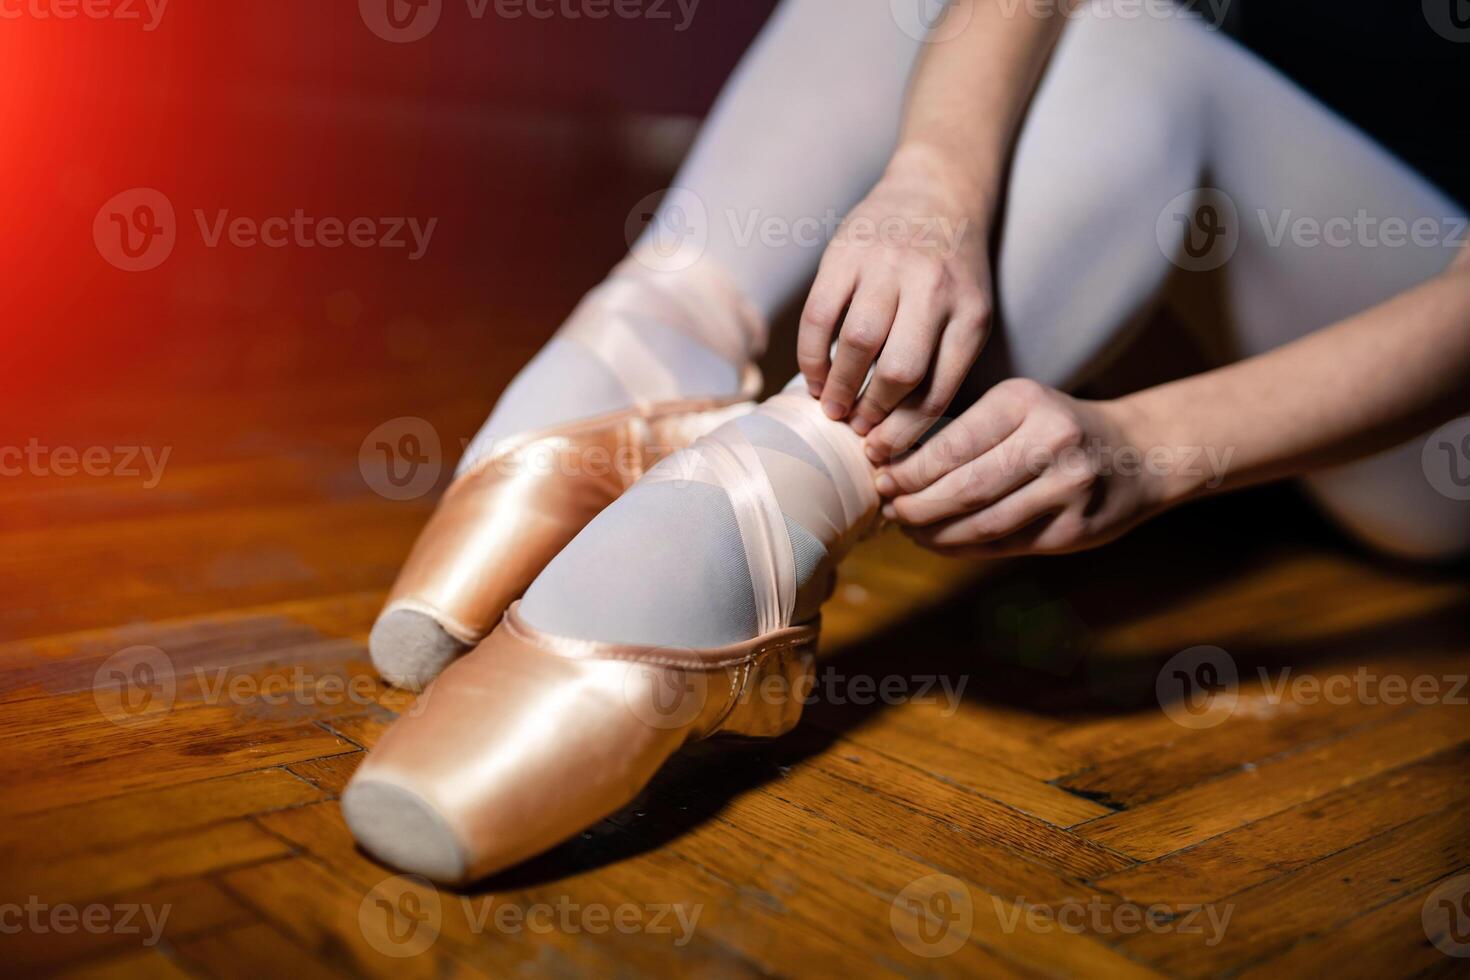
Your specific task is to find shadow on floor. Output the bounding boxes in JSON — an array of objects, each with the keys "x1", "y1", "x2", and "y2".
[{"x1": 464, "y1": 482, "x2": 1469, "y2": 891}]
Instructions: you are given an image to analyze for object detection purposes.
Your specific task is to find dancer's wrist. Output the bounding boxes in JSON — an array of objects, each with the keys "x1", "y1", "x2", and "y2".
[
  {"x1": 1106, "y1": 392, "x2": 1215, "y2": 510},
  {"x1": 885, "y1": 140, "x2": 998, "y2": 226}
]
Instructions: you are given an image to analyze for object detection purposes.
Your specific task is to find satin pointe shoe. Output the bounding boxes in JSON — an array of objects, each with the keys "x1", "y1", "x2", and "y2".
[
  {"x1": 370, "y1": 258, "x2": 766, "y2": 690},
  {"x1": 343, "y1": 393, "x2": 880, "y2": 883}
]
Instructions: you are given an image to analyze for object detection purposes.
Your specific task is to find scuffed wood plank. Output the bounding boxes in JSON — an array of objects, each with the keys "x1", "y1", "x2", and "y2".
[
  {"x1": 1075, "y1": 707, "x2": 1470, "y2": 858},
  {"x1": 0, "y1": 877, "x2": 251, "y2": 975},
  {"x1": 832, "y1": 721, "x2": 1113, "y2": 826},
  {"x1": 1094, "y1": 744, "x2": 1470, "y2": 903},
  {"x1": 0, "y1": 768, "x2": 324, "y2": 862},
  {"x1": 1114, "y1": 809, "x2": 1470, "y2": 976},
  {"x1": 287, "y1": 753, "x2": 364, "y2": 797},
  {"x1": 8, "y1": 820, "x2": 292, "y2": 906},
  {"x1": 175, "y1": 920, "x2": 355, "y2": 980},
  {"x1": 1232, "y1": 878, "x2": 1467, "y2": 980}
]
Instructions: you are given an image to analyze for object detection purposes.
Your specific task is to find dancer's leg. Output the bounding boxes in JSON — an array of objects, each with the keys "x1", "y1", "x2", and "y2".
[
  {"x1": 465, "y1": 0, "x2": 925, "y2": 457},
  {"x1": 374, "y1": 0, "x2": 928, "y2": 681},
  {"x1": 523, "y1": 2, "x2": 1467, "y2": 653},
  {"x1": 346, "y1": 385, "x2": 877, "y2": 882},
  {"x1": 638, "y1": 0, "x2": 925, "y2": 317},
  {"x1": 987, "y1": 6, "x2": 1468, "y2": 558},
  {"x1": 346, "y1": 3, "x2": 1470, "y2": 881},
  {"x1": 520, "y1": 377, "x2": 879, "y2": 647}
]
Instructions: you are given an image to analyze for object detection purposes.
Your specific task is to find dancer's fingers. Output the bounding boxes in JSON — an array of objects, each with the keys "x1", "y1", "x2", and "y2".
[
  {"x1": 883, "y1": 421, "x2": 1041, "y2": 526},
  {"x1": 820, "y1": 276, "x2": 900, "y2": 421},
  {"x1": 914, "y1": 501, "x2": 1087, "y2": 559},
  {"x1": 904, "y1": 467, "x2": 1081, "y2": 551},
  {"x1": 796, "y1": 252, "x2": 857, "y2": 400},
  {"x1": 849, "y1": 286, "x2": 946, "y2": 436},
  {"x1": 877, "y1": 381, "x2": 1026, "y2": 495},
  {"x1": 863, "y1": 307, "x2": 987, "y2": 460}
]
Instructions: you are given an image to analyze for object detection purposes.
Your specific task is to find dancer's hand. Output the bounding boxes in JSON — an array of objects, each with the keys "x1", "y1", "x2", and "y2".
[
  {"x1": 797, "y1": 146, "x2": 993, "y2": 459},
  {"x1": 874, "y1": 379, "x2": 1174, "y2": 558}
]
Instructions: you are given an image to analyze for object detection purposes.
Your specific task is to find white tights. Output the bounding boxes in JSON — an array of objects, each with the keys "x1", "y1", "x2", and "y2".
[
  {"x1": 457, "y1": 0, "x2": 919, "y2": 469},
  {"x1": 520, "y1": 0, "x2": 1469, "y2": 648}
]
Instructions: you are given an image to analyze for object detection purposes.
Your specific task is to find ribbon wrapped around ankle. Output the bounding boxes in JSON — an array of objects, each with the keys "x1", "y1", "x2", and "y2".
[
  {"x1": 617, "y1": 251, "x2": 767, "y2": 363},
  {"x1": 643, "y1": 424, "x2": 796, "y2": 636},
  {"x1": 760, "y1": 392, "x2": 879, "y2": 534},
  {"x1": 560, "y1": 300, "x2": 683, "y2": 411},
  {"x1": 558, "y1": 257, "x2": 768, "y2": 414},
  {"x1": 640, "y1": 392, "x2": 880, "y2": 636}
]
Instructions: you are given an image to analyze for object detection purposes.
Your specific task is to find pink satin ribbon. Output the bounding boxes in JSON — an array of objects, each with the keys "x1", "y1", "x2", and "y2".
[
  {"x1": 761, "y1": 393, "x2": 879, "y2": 530},
  {"x1": 556, "y1": 260, "x2": 766, "y2": 412},
  {"x1": 642, "y1": 393, "x2": 880, "y2": 635},
  {"x1": 561, "y1": 306, "x2": 682, "y2": 410},
  {"x1": 614, "y1": 253, "x2": 767, "y2": 363},
  {"x1": 644, "y1": 424, "x2": 796, "y2": 636}
]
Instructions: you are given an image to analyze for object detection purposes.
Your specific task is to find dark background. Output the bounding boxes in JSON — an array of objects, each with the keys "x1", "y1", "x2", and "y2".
[
  {"x1": 1235, "y1": 1, "x2": 1467, "y2": 205},
  {"x1": 1, "y1": 0, "x2": 1464, "y2": 429}
]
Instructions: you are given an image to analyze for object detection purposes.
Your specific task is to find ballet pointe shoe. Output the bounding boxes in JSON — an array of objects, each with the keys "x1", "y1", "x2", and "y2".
[
  {"x1": 344, "y1": 603, "x2": 817, "y2": 883},
  {"x1": 369, "y1": 395, "x2": 757, "y2": 689},
  {"x1": 370, "y1": 258, "x2": 765, "y2": 690},
  {"x1": 345, "y1": 392, "x2": 880, "y2": 882}
]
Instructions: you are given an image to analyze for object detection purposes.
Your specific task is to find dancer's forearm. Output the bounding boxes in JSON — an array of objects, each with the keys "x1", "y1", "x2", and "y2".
[
  {"x1": 797, "y1": 1, "x2": 1073, "y2": 450},
  {"x1": 1124, "y1": 252, "x2": 1470, "y2": 503},
  {"x1": 878, "y1": 250, "x2": 1470, "y2": 559},
  {"x1": 889, "y1": 0, "x2": 1075, "y2": 221}
]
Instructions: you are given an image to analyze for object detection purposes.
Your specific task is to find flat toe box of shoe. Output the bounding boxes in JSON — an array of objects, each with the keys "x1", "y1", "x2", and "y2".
[
  {"x1": 369, "y1": 608, "x2": 469, "y2": 691},
  {"x1": 345, "y1": 624, "x2": 694, "y2": 882},
  {"x1": 342, "y1": 777, "x2": 469, "y2": 883}
]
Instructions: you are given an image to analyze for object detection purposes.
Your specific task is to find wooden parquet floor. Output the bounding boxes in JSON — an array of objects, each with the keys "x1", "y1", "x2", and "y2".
[
  {"x1": 2, "y1": 328, "x2": 1467, "y2": 979},
  {"x1": 4, "y1": 3, "x2": 1466, "y2": 972},
  {"x1": 0, "y1": 227, "x2": 1458, "y2": 980}
]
